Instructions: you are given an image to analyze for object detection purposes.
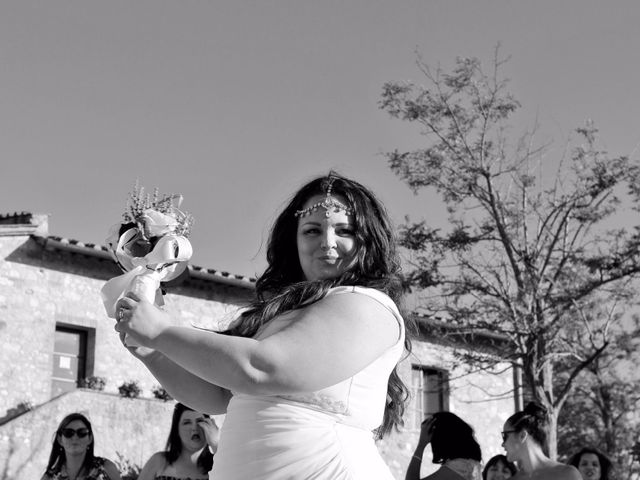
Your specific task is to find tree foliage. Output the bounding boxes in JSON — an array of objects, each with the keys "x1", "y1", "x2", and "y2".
[
  {"x1": 557, "y1": 315, "x2": 640, "y2": 478},
  {"x1": 380, "y1": 48, "x2": 640, "y2": 458}
]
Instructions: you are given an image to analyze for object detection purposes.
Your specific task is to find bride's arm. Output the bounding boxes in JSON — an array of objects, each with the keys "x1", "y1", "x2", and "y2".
[
  {"x1": 116, "y1": 290, "x2": 400, "y2": 396},
  {"x1": 123, "y1": 342, "x2": 232, "y2": 414}
]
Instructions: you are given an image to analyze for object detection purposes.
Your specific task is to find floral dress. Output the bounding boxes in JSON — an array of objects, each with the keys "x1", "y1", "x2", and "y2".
[{"x1": 41, "y1": 457, "x2": 111, "y2": 480}]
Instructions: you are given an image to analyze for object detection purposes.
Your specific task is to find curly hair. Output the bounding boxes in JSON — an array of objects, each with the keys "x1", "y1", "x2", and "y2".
[{"x1": 223, "y1": 171, "x2": 416, "y2": 437}]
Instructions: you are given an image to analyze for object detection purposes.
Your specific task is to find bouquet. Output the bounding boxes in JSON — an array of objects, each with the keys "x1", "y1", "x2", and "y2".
[{"x1": 101, "y1": 183, "x2": 194, "y2": 343}]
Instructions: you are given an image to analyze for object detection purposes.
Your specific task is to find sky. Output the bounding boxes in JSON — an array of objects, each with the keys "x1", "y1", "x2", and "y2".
[{"x1": 2, "y1": 1, "x2": 640, "y2": 279}]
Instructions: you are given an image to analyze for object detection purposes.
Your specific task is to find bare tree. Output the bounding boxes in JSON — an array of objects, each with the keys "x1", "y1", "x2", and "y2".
[{"x1": 379, "y1": 47, "x2": 640, "y2": 458}]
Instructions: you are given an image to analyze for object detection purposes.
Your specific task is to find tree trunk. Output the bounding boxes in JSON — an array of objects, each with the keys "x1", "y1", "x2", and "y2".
[
  {"x1": 542, "y1": 361, "x2": 558, "y2": 460},
  {"x1": 547, "y1": 408, "x2": 558, "y2": 460}
]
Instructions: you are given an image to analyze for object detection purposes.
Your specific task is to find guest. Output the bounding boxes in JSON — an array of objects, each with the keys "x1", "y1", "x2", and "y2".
[
  {"x1": 482, "y1": 454, "x2": 516, "y2": 480},
  {"x1": 115, "y1": 172, "x2": 416, "y2": 479},
  {"x1": 137, "y1": 403, "x2": 219, "y2": 480},
  {"x1": 501, "y1": 402, "x2": 580, "y2": 480},
  {"x1": 569, "y1": 447, "x2": 612, "y2": 480},
  {"x1": 41, "y1": 412, "x2": 121, "y2": 480},
  {"x1": 406, "y1": 412, "x2": 482, "y2": 480}
]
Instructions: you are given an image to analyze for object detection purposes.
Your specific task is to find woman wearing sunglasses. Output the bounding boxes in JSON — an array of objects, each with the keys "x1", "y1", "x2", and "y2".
[
  {"x1": 501, "y1": 402, "x2": 580, "y2": 480},
  {"x1": 41, "y1": 412, "x2": 121, "y2": 480}
]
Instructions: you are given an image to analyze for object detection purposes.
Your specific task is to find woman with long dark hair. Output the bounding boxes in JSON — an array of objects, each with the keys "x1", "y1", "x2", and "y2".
[
  {"x1": 41, "y1": 412, "x2": 121, "y2": 480},
  {"x1": 115, "y1": 172, "x2": 415, "y2": 479},
  {"x1": 137, "y1": 403, "x2": 218, "y2": 480}
]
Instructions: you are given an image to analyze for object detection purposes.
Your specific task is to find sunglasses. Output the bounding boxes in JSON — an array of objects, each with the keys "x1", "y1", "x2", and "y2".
[
  {"x1": 59, "y1": 427, "x2": 91, "y2": 439},
  {"x1": 501, "y1": 430, "x2": 517, "y2": 442}
]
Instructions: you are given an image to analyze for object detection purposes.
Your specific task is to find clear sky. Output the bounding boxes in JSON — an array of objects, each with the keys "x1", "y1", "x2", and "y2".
[{"x1": 2, "y1": 1, "x2": 639, "y2": 278}]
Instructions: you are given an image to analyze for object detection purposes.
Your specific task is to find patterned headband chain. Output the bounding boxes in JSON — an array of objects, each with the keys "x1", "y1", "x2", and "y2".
[{"x1": 294, "y1": 178, "x2": 353, "y2": 218}]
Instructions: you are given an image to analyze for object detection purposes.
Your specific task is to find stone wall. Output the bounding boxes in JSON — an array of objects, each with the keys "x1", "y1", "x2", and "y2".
[
  {"x1": 0, "y1": 389, "x2": 199, "y2": 480},
  {"x1": 0, "y1": 234, "x2": 252, "y2": 421}
]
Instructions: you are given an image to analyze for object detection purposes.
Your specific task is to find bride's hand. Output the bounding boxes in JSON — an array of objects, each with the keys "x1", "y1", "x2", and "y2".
[
  {"x1": 114, "y1": 292, "x2": 172, "y2": 349},
  {"x1": 117, "y1": 331, "x2": 159, "y2": 360}
]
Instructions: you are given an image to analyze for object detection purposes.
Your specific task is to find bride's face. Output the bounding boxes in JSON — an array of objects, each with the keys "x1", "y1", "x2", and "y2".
[{"x1": 296, "y1": 194, "x2": 357, "y2": 281}]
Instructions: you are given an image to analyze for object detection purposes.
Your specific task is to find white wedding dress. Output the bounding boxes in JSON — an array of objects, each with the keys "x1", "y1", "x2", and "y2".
[{"x1": 210, "y1": 286, "x2": 405, "y2": 480}]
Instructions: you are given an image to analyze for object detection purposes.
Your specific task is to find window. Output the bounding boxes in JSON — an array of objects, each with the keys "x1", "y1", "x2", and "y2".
[
  {"x1": 411, "y1": 365, "x2": 449, "y2": 428},
  {"x1": 51, "y1": 326, "x2": 91, "y2": 397}
]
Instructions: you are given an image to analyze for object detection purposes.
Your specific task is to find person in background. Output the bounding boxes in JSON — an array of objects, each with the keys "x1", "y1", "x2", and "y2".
[
  {"x1": 569, "y1": 447, "x2": 613, "y2": 480},
  {"x1": 137, "y1": 402, "x2": 219, "y2": 480},
  {"x1": 115, "y1": 172, "x2": 416, "y2": 479},
  {"x1": 41, "y1": 412, "x2": 121, "y2": 480},
  {"x1": 406, "y1": 412, "x2": 483, "y2": 480},
  {"x1": 501, "y1": 402, "x2": 580, "y2": 480},
  {"x1": 482, "y1": 454, "x2": 517, "y2": 480}
]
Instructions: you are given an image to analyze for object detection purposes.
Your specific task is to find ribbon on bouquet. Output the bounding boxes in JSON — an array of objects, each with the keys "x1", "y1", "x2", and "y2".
[{"x1": 100, "y1": 224, "x2": 193, "y2": 318}]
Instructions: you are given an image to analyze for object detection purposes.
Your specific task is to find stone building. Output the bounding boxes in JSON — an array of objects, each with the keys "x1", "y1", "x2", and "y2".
[{"x1": 0, "y1": 212, "x2": 519, "y2": 480}]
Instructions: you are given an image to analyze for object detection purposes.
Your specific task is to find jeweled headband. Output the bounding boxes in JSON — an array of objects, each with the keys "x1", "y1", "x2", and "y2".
[{"x1": 294, "y1": 177, "x2": 353, "y2": 218}]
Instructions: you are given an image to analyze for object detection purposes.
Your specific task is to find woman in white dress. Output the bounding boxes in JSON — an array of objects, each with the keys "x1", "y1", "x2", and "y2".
[{"x1": 115, "y1": 172, "x2": 415, "y2": 479}]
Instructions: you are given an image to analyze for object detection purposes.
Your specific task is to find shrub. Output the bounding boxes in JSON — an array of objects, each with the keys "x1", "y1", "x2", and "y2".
[
  {"x1": 0, "y1": 400, "x2": 34, "y2": 426},
  {"x1": 152, "y1": 385, "x2": 172, "y2": 401},
  {"x1": 117, "y1": 380, "x2": 142, "y2": 399},
  {"x1": 16, "y1": 400, "x2": 33, "y2": 412},
  {"x1": 79, "y1": 376, "x2": 106, "y2": 391}
]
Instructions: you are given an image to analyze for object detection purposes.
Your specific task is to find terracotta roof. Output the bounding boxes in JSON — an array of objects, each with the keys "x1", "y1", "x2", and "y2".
[
  {"x1": 42, "y1": 236, "x2": 256, "y2": 289},
  {"x1": 0, "y1": 211, "x2": 33, "y2": 224},
  {"x1": 413, "y1": 312, "x2": 513, "y2": 356},
  {"x1": 0, "y1": 212, "x2": 49, "y2": 236}
]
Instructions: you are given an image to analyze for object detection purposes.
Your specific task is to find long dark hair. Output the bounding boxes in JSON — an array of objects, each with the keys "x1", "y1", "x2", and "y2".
[
  {"x1": 223, "y1": 172, "x2": 416, "y2": 437},
  {"x1": 506, "y1": 401, "x2": 549, "y2": 452},
  {"x1": 164, "y1": 403, "x2": 214, "y2": 472},
  {"x1": 430, "y1": 412, "x2": 482, "y2": 463},
  {"x1": 44, "y1": 413, "x2": 95, "y2": 474},
  {"x1": 569, "y1": 447, "x2": 613, "y2": 480}
]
